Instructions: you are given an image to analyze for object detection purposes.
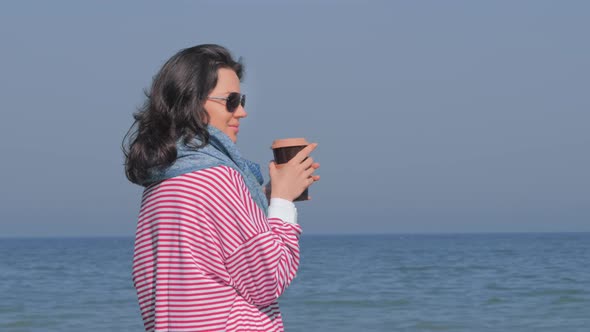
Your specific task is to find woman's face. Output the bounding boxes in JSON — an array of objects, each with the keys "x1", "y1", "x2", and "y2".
[{"x1": 204, "y1": 68, "x2": 247, "y2": 143}]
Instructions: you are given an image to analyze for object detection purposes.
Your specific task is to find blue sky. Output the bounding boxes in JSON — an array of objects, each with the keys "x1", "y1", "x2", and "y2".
[{"x1": 1, "y1": 1, "x2": 588, "y2": 236}]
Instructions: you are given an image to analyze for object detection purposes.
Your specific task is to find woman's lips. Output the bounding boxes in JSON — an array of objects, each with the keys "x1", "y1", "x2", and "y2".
[{"x1": 229, "y1": 125, "x2": 239, "y2": 133}]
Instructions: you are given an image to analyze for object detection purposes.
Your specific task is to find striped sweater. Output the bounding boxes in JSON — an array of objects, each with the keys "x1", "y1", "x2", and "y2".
[{"x1": 132, "y1": 165, "x2": 302, "y2": 331}]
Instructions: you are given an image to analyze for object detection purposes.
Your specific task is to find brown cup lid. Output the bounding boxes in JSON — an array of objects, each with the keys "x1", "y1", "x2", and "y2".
[{"x1": 271, "y1": 138, "x2": 309, "y2": 149}]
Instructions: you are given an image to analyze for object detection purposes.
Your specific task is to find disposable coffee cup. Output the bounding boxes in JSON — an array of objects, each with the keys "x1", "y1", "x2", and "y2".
[{"x1": 271, "y1": 138, "x2": 311, "y2": 202}]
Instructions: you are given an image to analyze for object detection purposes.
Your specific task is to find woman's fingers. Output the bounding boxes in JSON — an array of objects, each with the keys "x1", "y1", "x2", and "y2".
[
  {"x1": 299, "y1": 156, "x2": 314, "y2": 169},
  {"x1": 293, "y1": 143, "x2": 318, "y2": 163},
  {"x1": 304, "y1": 166, "x2": 316, "y2": 178},
  {"x1": 270, "y1": 143, "x2": 319, "y2": 201}
]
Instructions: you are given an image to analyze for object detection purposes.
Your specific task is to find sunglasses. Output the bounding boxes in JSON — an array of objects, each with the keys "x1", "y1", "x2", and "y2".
[{"x1": 207, "y1": 92, "x2": 246, "y2": 113}]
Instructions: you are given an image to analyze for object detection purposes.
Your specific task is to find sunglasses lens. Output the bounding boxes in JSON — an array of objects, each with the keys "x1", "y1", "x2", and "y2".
[{"x1": 226, "y1": 93, "x2": 245, "y2": 113}]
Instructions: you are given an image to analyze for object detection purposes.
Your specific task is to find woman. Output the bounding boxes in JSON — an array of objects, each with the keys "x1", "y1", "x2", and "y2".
[{"x1": 123, "y1": 44, "x2": 320, "y2": 332}]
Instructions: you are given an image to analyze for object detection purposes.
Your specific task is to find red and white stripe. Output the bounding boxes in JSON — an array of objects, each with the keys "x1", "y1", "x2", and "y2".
[{"x1": 132, "y1": 166, "x2": 302, "y2": 332}]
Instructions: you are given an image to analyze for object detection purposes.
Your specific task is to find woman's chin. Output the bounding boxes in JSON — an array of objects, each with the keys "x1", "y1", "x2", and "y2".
[{"x1": 228, "y1": 133, "x2": 238, "y2": 143}]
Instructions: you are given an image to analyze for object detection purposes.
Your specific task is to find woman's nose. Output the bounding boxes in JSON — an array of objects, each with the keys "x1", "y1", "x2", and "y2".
[{"x1": 234, "y1": 105, "x2": 247, "y2": 118}]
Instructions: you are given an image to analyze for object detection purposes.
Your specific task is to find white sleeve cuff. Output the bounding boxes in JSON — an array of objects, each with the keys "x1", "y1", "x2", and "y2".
[{"x1": 268, "y1": 198, "x2": 298, "y2": 224}]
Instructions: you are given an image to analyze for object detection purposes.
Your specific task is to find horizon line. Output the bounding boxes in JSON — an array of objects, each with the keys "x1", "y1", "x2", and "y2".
[{"x1": 2, "y1": 230, "x2": 589, "y2": 239}]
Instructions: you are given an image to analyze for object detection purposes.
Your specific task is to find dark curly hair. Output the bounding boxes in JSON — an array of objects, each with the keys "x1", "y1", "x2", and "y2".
[{"x1": 122, "y1": 44, "x2": 243, "y2": 185}]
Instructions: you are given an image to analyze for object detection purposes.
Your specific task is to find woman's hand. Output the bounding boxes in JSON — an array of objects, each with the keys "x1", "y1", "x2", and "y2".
[{"x1": 269, "y1": 143, "x2": 320, "y2": 202}]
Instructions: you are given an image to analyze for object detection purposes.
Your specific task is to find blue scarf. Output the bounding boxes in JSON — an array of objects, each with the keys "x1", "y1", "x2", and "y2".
[{"x1": 141, "y1": 125, "x2": 268, "y2": 215}]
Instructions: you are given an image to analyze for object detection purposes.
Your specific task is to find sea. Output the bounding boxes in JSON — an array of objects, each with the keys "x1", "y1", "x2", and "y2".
[{"x1": 0, "y1": 233, "x2": 588, "y2": 332}]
